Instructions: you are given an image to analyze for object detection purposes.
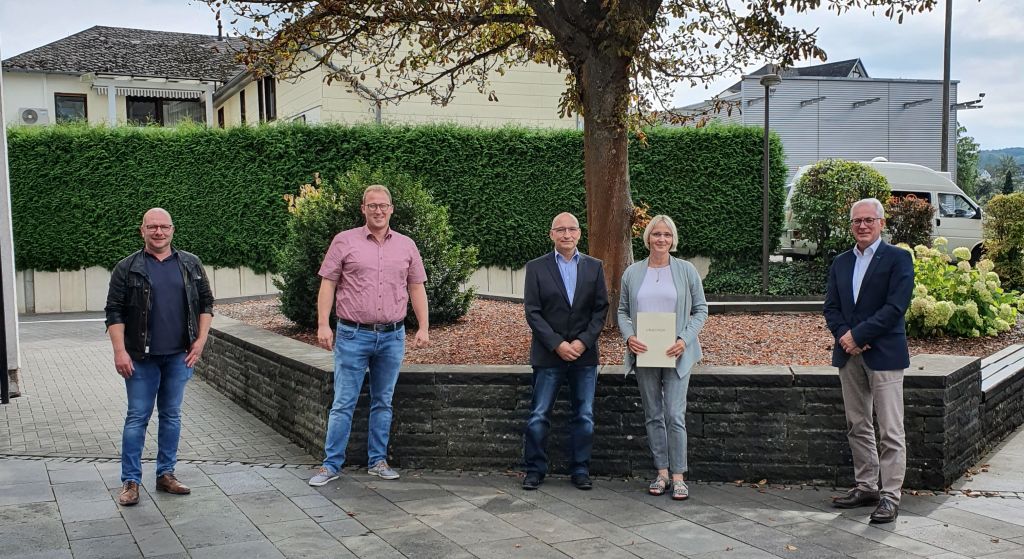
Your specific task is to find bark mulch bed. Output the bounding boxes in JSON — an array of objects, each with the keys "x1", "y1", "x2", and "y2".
[{"x1": 218, "y1": 297, "x2": 1024, "y2": 367}]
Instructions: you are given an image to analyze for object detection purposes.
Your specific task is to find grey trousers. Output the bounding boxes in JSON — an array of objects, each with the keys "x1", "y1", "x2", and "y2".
[
  {"x1": 635, "y1": 367, "x2": 690, "y2": 475},
  {"x1": 838, "y1": 354, "x2": 907, "y2": 503}
]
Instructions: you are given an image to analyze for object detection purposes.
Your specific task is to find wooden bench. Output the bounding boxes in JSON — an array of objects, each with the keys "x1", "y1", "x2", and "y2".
[{"x1": 981, "y1": 344, "x2": 1024, "y2": 393}]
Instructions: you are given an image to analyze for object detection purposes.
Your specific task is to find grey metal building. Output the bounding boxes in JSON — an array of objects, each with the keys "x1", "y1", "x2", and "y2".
[{"x1": 681, "y1": 60, "x2": 959, "y2": 181}]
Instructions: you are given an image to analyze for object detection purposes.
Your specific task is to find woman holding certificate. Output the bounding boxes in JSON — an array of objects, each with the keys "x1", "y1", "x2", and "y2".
[{"x1": 617, "y1": 215, "x2": 708, "y2": 501}]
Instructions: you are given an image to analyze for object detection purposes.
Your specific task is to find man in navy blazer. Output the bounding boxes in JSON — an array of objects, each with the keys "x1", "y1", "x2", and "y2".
[
  {"x1": 824, "y1": 198, "x2": 915, "y2": 524},
  {"x1": 521, "y1": 212, "x2": 609, "y2": 491}
]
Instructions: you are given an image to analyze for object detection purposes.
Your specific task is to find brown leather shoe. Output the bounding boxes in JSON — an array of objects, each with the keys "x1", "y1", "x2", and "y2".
[
  {"x1": 117, "y1": 481, "x2": 140, "y2": 506},
  {"x1": 156, "y1": 473, "x2": 191, "y2": 495}
]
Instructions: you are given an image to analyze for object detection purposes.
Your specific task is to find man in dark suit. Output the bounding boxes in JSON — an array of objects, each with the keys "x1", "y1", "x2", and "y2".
[
  {"x1": 824, "y1": 198, "x2": 915, "y2": 524},
  {"x1": 522, "y1": 212, "x2": 609, "y2": 491}
]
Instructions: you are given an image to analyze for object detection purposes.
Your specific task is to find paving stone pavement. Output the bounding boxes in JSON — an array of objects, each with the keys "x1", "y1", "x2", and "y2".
[
  {"x1": 4, "y1": 315, "x2": 1024, "y2": 558},
  {"x1": 1, "y1": 316, "x2": 315, "y2": 464}
]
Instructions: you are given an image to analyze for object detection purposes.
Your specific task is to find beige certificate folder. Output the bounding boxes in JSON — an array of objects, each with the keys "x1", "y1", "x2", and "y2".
[{"x1": 636, "y1": 312, "x2": 677, "y2": 368}]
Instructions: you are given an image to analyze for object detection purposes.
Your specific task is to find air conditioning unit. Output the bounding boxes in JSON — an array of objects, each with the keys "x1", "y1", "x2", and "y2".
[{"x1": 18, "y1": 108, "x2": 50, "y2": 125}]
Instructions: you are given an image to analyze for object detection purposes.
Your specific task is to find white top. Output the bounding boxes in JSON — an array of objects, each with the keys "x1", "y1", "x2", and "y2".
[{"x1": 637, "y1": 266, "x2": 678, "y2": 313}]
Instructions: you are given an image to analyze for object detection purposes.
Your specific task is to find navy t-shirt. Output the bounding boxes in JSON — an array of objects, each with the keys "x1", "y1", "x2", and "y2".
[{"x1": 144, "y1": 251, "x2": 188, "y2": 355}]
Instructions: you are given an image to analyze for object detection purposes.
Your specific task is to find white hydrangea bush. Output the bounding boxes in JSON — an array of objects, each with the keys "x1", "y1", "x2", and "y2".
[{"x1": 903, "y1": 238, "x2": 1023, "y2": 338}]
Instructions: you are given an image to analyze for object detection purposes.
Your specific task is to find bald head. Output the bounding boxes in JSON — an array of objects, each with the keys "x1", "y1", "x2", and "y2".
[
  {"x1": 143, "y1": 208, "x2": 173, "y2": 225},
  {"x1": 550, "y1": 212, "x2": 579, "y2": 229},
  {"x1": 140, "y1": 208, "x2": 175, "y2": 256}
]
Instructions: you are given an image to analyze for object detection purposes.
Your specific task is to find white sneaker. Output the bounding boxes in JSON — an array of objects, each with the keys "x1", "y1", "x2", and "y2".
[
  {"x1": 367, "y1": 461, "x2": 399, "y2": 480},
  {"x1": 308, "y1": 467, "x2": 339, "y2": 487}
]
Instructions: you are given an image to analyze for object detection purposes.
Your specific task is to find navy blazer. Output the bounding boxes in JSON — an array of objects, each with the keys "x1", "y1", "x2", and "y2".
[
  {"x1": 823, "y1": 241, "x2": 915, "y2": 370},
  {"x1": 524, "y1": 252, "x2": 609, "y2": 368}
]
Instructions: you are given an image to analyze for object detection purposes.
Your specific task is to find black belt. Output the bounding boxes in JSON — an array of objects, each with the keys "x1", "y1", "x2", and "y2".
[{"x1": 339, "y1": 319, "x2": 403, "y2": 332}]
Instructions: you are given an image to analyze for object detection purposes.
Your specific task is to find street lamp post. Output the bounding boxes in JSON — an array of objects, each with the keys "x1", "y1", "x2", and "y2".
[{"x1": 759, "y1": 72, "x2": 782, "y2": 296}]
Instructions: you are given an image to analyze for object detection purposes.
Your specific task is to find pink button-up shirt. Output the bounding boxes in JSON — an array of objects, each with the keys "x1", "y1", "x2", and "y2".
[{"x1": 318, "y1": 225, "x2": 427, "y2": 324}]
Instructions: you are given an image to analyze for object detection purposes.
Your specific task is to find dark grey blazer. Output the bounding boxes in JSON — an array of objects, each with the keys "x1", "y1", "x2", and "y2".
[{"x1": 523, "y1": 252, "x2": 609, "y2": 368}]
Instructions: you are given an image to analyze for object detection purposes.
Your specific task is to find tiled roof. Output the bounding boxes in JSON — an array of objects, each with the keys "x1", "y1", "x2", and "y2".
[
  {"x1": 2, "y1": 25, "x2": 248, "y2": 82},
  {"x1": 725, "y1": 59, "x2": 867, "y2": 92}
]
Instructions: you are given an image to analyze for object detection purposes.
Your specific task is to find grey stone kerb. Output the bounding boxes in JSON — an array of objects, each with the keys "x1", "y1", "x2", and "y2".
[{"x1": 197, "y1": 315, "x2": 1000, "y2": 489}]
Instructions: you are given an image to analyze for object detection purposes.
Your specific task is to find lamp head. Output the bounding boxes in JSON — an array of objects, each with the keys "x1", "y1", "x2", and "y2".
[{"x1": 759, "y1": 73, "x2": 782, "y2": 88}]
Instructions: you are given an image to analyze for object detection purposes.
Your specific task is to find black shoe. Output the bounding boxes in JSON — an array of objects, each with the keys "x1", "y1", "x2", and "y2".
[
  {"x1": 832, "y1": 488, "x2": 881, "y2": 509},
  {"x1": 522, "y1": 472, "x2": 543, "y2": 490},
  {"x1": 571, "y1": 473, "x2": 593, "y2": 490},
  {"x1": 870, "y1": 497, "x2": 899, "y2": 524}
]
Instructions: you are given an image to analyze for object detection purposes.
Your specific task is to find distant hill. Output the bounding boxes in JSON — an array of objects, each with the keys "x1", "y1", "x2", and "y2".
[{"x1": 980, "y1": 147, "x2": 1024, "y2": 172}]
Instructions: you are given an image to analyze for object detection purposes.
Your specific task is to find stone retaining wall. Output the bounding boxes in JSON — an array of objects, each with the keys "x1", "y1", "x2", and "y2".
[{"x1": 198, "y1": 315, "x2": 1018, "y2": 489}]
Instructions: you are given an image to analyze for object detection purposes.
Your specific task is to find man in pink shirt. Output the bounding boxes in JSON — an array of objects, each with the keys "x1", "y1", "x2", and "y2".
[{"x1": 308, "y1": 184, "x2": 429, "y2": 487}]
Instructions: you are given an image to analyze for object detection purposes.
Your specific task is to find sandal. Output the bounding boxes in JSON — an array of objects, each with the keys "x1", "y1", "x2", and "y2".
[
  {"x1": 648, "y1": 475, "x2": 670, "y2": 496},
  {"x1": 672, "y1": 479, "x2": 689, "y2": 501}
]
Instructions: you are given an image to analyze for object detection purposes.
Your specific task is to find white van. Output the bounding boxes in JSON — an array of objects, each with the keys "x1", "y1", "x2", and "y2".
[{"x1": 780, "y1": 158, "x2": 984, "y2": 260}]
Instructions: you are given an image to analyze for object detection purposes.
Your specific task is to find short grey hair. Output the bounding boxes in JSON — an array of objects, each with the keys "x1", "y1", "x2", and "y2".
[
  {"x1": 642, "y1": 214, "x2": 679, "y2": 252},
  {"x1": 850, "y1": 198, "x2": 885, "y2": 219},
  {"x1": 550, "y1": 212, "x2": 580, "y2": 229}
]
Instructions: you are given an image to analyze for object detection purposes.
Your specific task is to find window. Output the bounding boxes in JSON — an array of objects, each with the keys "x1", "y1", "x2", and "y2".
[
  {"x1": 239, "y1": 90, "x2": 246, "y2": 124},
  {"x1": 126, "y1": 96, "x2": 205, "y2": 126},
  {"x1": 890, "y1": 191, "x2": 933, "y2": 204},
  {"x1": 54, "y1": 93, "x2": 87, "y2": 123},
  {"x1": 938, "y1": 193, "x2": 978, "y2": 219},
  {"x1": 218, "y1": 107, "x2": 225, "y2": 128},
  {"x1": 258, "y1": 77, "x2": 277, "y2": 122}
]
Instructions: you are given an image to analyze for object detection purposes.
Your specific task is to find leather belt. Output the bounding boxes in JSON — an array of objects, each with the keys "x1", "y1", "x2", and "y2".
[{"x1": 338, "y1": 319, "x2": 403, "y2": 332}]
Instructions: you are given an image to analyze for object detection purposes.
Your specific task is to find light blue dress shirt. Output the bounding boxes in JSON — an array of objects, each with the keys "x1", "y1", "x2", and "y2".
[
  {"x1": 555, "y1": 250, "x2": 580, "y2": 305},
  {"x1": 852, "y1": 237, "x2": 882, "y2": 304}
]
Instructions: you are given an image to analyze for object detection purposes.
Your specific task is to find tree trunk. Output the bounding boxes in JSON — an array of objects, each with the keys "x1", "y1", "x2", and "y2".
[{"x1": 579, "y1": 54, "x2": 634, "y2": 327}]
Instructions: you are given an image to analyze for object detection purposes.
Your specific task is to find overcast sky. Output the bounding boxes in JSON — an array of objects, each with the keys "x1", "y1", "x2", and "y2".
[{"x1": 2, "y1": 0, "x2": 1020, "y2": 149}]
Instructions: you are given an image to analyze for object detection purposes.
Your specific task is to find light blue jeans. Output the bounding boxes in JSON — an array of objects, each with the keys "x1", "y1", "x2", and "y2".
[
  {"x1": 321, "y1": 324, "x2": 405, "y2": 473},
  {"x1": 121, "y1": 352, "x2": 192, "y2": 484},
  {"x1": 635, "y1": 367, "x2": 690, "y2": 475}
]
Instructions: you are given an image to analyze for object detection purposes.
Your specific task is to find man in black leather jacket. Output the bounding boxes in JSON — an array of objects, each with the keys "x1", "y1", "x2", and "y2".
[{"x1": 104, "y1": 208, "x2": 214, "y2": 507}]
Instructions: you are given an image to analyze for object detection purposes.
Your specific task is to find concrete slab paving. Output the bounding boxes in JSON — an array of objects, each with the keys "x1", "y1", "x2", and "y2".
[{"x1": 7, "y1": 317, "x2": 1024, "y2": 558}]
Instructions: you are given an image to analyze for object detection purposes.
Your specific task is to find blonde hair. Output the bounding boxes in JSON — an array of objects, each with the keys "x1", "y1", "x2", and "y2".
[
  {"x1": 643, "y1": 215, "x2": 679, "y2": 252},
  {"x1": 362, "y1": 184, "x2": 392, "y2": 204}
]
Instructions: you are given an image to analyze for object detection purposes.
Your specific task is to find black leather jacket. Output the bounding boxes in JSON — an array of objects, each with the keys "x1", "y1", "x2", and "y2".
[{"x1": 104, "y1": 248, "x2": 214, "y2": 360}]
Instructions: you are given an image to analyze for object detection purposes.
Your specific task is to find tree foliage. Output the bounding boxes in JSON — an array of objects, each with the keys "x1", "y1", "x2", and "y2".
[
  {"x1": 956, "y1": 125, "x2": 980, "y2": 198},
  {"x1": 789, "y1": 160, "x2": 892, "y2": 258},
  {"x1": 983, "y1": 193, "x2": 1024, "y2": 291},
  {"x1": 208, "y1": 0, "x2": 939, "y2": 302}
]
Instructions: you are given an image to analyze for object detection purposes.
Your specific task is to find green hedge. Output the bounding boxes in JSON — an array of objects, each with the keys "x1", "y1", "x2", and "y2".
[{"x1": 7, "y1": 122, "x2": 785, "y2": 272}]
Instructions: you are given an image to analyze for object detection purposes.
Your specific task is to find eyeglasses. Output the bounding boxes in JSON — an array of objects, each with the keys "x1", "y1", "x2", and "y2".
[
  {"x1": 143, "y1": 225, "x2": 173, "y2": 232},
  {"x1": 551, "y1": 227, "x2": 581, "y2": 235},
  {"x1": 851, "y1": 217, "x2": 880, "y2": 226},
  {"x1": 363, "y1": 203, "x2": 392, "y2": 212}
]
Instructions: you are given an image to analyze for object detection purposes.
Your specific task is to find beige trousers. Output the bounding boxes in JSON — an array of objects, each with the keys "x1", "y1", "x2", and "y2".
[{"x1": 838, "y1": 353, "x2": 907, "y2": 503}]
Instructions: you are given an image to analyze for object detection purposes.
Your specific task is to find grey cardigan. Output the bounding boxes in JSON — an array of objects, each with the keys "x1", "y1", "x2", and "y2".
[{"x1": 617, "y1": 257, "x2": 709, "y2": 377}]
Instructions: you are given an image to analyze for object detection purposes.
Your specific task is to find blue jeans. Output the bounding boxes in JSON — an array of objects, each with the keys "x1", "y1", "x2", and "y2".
[
  {"x1": 523, "y1": 364, "x2": 597, "y2": 476},
  {"x1": 321, "y1": 324, "x2": 405, "y2": 473},
  {"x1": 121, "y1": 352, "x2": 192, "y2": 484}
]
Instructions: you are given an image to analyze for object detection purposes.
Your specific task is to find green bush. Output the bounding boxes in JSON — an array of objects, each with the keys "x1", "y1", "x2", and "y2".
[
  {"x1": 885, "y1": 194, "x2": 934, "y2": 248},
  {"x1": 905, "y1": 239, "x2": 1021, "y2": 338},
  {"x1": 7, "y1": 122, "x2": 785, "y2": 272},
  {"x1": 274, "y1": 164, "x2": 477, "y2": 328},
  {"x1": 983, "y1": 193, "x2": 1024, "y2": 291},
  {"x1": 703, "y1": 257, "x2": 828, "y2": 297},
  {"x1": 789, "y1": 160, "x2": 891, "y2": 257}
]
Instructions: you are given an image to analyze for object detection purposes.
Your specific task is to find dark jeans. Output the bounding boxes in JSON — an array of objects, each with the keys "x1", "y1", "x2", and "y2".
[{"x1": 523, "y1": 363, "x2": 597, "y2": 476}]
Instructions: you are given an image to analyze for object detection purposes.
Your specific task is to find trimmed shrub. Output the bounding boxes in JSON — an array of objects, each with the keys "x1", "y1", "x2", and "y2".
[
  {"x1": 885, "y1": 194, "x2": 934, "y2": 248},
  {"x1": 983, "y1": 193, "x2": 1024, "y2": 291},
  {"x1": 702, "y1": 257, "x2": 828, "y2": 297},
  {"x1": 789, "y1": 160, "x2": 891, "y2": 258},
  {"x1": 905, "y1": 239, "x2": 1021, "y2": 338},
  {"x1": 274, "y1": 164, "x2": 477, "y2": 328},
  {"x1": 7, "y1": 122, "x2": 785, "y2": 272}
]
